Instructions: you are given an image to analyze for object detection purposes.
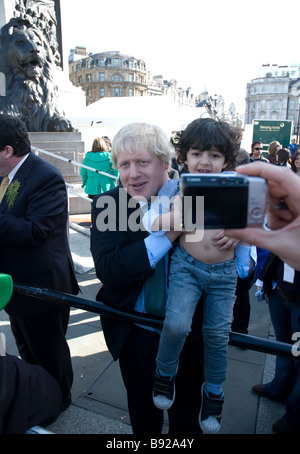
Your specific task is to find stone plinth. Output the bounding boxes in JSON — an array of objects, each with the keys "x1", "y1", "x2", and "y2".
[{"x1": 29, "y1": 131, "x2": 85, "y2": 183}]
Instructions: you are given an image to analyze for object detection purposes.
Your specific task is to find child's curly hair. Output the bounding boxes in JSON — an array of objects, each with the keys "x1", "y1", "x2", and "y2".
[{"x1": 172, "y1": 118, "x2": 240, "y2": 172}]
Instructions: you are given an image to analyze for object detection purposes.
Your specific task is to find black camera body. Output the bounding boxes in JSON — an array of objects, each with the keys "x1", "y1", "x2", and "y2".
[{"x1": 180, "y1": 173, "x2": 268, "y2": 229}]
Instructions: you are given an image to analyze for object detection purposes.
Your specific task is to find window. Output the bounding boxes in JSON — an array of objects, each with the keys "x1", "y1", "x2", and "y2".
[
  {"x1": 112, "y1": 74, "x2": 122, "y2": 81},
  {"x1": 86, "y1": 89, "x2": 91, "y2": 97},
  {"x1": 114, "y1": 59, "x2": 119, "y2": 67},
  {"x1": 99, "y1": 73, "x2": 105, "y2": 81},
  {"x1": 261, "y1": 100, "x2": 266, "y2": 109},
  {"x1": 271, "y1": 112, "x2": 278, "y2": 120},
  {"x1": 100, "y1": 59, "x2": 105, "y2": 67},
  {"x1": 129, "y1": 73, "x2": 134, "y2": 82},
  {"x1": 86, "y1": 74, "x2": 92, "y2": 82},
  {"x1": 289, "y1": 100, "x2": 295, "y2": 109},
  {"x1": 113, "y1": 88, "x2": 122, "y2": 97},
  {"x1": 129, "y1": 89, "x2": 134, "y2": 96},
  {"x1": 99, "y1": 88, "x2": 105, "y2": 97}
]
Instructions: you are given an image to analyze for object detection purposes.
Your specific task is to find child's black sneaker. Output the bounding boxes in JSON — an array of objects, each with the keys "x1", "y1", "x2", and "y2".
[
  {"x1": 153, "y1": 370, "x2": 175, "y2": 410},
  {"x1": 199, "y1": 382, "x2": 224, "y2": 434}
]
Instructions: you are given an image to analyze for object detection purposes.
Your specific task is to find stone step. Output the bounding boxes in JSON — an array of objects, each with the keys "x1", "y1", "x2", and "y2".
[{"x1": 67, "y1": 183, "x2": 92, "y2": 215}]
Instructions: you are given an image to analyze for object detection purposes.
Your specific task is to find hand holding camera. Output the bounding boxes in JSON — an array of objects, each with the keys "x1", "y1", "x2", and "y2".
[
  {"x1": 180, "y1": 172, "x2": 268, "y2": 230},
  {"x1": 224, "y1": 162, "x2": 300, "y2": 271}
]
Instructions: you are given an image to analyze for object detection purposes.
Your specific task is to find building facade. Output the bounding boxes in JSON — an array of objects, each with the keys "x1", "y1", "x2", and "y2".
[
  {"x1": 68, "y1": 47, "x2": 199, "y2": 108},
  {"x1": 69, "y1": 48, "x2": 147, "y2": 105},
  {"x1": 245, "y1": 63, "x2": 300, "y2": 134}
]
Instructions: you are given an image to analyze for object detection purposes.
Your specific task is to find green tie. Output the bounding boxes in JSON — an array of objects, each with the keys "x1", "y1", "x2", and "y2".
[
  {"x1": 141, "y1": 201, "x2": 166, "y2": 318},
  {"x1": 0, "y1": 176, "x2": 9, "y2": 204},
  {"x1": 144, "y1": 257, "x2": 166, "y2": 318},
  {"x1": 141, "y1": 201, "x2": 166, "y2": 317}
]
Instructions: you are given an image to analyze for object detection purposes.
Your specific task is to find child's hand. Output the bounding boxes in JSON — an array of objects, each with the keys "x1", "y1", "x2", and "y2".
[
  {"x1": 171, "y1": 195, "x2": 184, "y2": 231},
  {"x1": 151, "y1": 195, "x2": 182, "y2": 232},
  {"x1": 211, "y1": 230, "x2": 239, "y2": 251}
]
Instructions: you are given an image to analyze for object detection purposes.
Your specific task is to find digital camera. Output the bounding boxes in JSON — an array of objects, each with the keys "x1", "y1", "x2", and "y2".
[{"x1": 180, "y1": 173, "x2": 268, "y2": 229}]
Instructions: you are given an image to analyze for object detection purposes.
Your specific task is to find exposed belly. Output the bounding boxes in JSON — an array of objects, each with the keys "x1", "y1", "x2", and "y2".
[{"x1": 180, "y1": 229, "x2": 234, "y2": 264}]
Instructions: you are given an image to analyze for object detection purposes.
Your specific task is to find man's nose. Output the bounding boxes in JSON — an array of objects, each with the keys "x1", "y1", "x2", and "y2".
[{"x1": 129, "y1": 164, "x2": 139, "y2": 177}]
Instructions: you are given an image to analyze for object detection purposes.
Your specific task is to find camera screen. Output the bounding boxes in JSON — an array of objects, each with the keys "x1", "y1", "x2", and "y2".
[{"x1": 181, "y1": 174, "x2": 249, "y2": 229}]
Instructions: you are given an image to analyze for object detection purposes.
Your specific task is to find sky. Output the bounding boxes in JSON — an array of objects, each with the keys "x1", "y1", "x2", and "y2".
[{"x1": 61, "y1": 0, "x2": 299, "y2": 115}]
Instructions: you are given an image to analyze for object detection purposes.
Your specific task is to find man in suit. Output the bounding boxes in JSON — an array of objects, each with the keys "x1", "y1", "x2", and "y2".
[
  {"x1": 91, "y1": 123, "x2": 204, "y2": 434},
  {"x1": 0, "y1": 273, "x2": 62, "y2": 433},
  {"x1": 0, "y1": 114, "x2": 79, "y2": 409},
  {"x1": 0, "y1": 347, "x2": 63, "y2": 433}
]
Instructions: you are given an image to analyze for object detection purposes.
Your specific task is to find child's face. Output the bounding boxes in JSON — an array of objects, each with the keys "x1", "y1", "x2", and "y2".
[{"x1": 185, "y1": 147, "x2": 226, "y2": 174}]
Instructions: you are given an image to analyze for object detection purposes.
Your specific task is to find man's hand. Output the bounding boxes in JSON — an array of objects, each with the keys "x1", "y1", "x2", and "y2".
[{"x1": 224, "y1": 163, "x2": 300, "y2": 271}]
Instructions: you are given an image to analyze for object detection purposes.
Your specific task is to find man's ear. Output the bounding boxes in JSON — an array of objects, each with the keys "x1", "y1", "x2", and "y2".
[{"x1": 3, "y1": 145, "x2": 14, "y2": 159}]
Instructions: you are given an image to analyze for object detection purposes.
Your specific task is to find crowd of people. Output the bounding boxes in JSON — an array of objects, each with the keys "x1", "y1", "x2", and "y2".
[
  {"x1": 249, "y1": 137, "x2": 299, "y2": 169},
  {"x1": 1, "y1": 113, "x2": 300, "y2": 434}
]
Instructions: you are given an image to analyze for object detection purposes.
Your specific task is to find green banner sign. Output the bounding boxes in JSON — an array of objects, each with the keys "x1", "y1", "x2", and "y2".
[{"x1": 252, "y1": 120, "x2": 293, "y2": 150}]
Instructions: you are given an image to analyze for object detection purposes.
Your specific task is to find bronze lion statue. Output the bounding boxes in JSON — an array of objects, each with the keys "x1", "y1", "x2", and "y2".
[{"x1": 0, "y1": 17, "x2": 74, "y2": 132}]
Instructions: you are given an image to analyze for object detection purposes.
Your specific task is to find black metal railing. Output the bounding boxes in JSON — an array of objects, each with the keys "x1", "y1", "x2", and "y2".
[{"x1": 13, "y1": 283, "x2": 296, "y2": 359}]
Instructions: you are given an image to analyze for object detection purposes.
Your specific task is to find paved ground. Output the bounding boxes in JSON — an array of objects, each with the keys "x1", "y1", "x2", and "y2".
[{"x1": 0, "y1": 224, "x2": 285, "y2": 436}]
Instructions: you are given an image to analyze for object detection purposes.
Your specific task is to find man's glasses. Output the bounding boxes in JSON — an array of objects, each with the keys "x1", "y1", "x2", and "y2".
[{"x1": 254, "y1": 147, "x2": 263, "y2": 150}]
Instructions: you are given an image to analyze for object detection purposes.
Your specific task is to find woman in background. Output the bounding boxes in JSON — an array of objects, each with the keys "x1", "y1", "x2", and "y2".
[
  {"x1": 266, "y1": 141, "x2": 281, "y2": 164},
  {"x1": 81, "y1": 137, "x2": 119, "y2": 199},
  {"x1": 291, "y1": 150, "x2": 300, "y2": 176}
]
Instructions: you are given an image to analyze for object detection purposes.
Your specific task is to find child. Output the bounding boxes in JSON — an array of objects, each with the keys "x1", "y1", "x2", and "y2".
[{"x1": 144, "y1": 118, "x2": 252, "y2": 434}]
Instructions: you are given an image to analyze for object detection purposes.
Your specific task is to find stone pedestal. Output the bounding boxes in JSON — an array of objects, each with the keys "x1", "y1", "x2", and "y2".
[{"x1": 29, "y1": 131, "x2": 85, "y2": 183}]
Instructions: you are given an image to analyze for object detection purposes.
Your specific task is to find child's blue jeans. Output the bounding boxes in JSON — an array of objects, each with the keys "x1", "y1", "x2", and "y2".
[{"x1": 156, "y1": 244, "x2": 237, "y2": 385}]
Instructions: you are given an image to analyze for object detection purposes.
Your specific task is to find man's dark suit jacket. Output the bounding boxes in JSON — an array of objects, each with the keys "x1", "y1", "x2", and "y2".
[
  {"x1": 91, "y1": 186, "x2": 203, "y2": 361},
  {"x1": 91, "y1": 186, "x2": 155, "y2": 360},
  {"x1": 0, "y1": 151, "x2": 79, "y2": 316},
  {"x1": 0, "y1": 353, "x2": 62, "y2": 434}
]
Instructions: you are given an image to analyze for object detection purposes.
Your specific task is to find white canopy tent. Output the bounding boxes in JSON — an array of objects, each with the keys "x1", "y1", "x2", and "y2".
[{"x1": 69, "y1": 96, "x2": 206, "y2": 150}]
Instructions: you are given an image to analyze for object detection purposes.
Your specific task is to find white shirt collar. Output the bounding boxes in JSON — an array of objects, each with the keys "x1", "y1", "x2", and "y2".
[{"x1": 8, "y1": 153, "x2": 30, "y2": 184}]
